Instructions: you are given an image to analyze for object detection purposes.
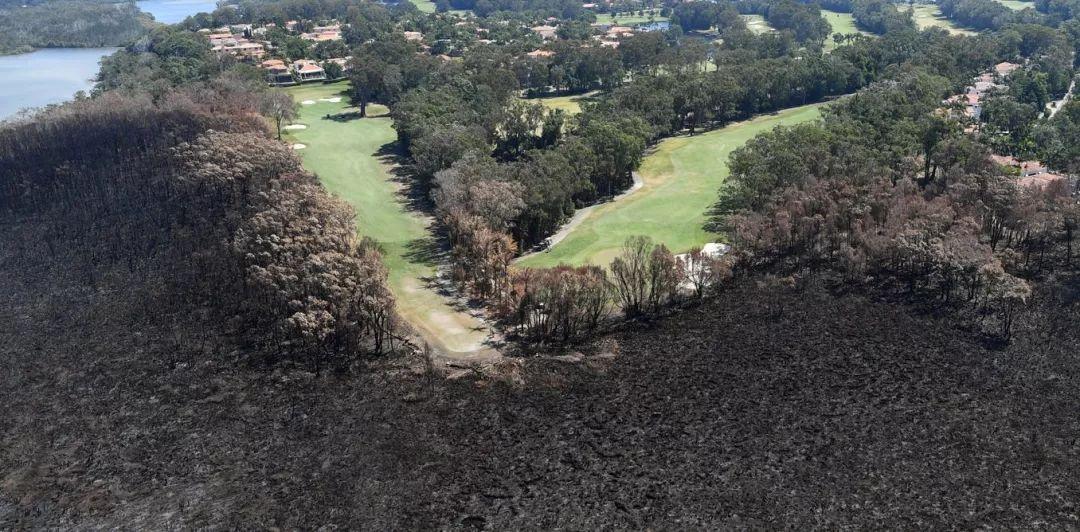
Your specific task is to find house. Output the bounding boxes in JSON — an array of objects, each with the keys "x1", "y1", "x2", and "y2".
[
  {"x1": 990, "y1": 154, "x2": 1020, "y2": 168},
  {"x1": 526, "y1": 49, "x2": 555, "y2": 58},
  {"x1": 206, "y1": 32, "x2": 235, "y2": 46},
  {"x1": 994, "y1": 61, "x2": 1020, "y2": 77},
  {"x1": 1017, "y1": 172, "x2": 1066, "y2": 189},
  {"x1": 582, "y1": 3, "x2": 598, "y2": 7},
  {"x1": 262, "y1": 59, "x2": 294, "y2": 85},
  {"x1": 531, "y1": 25, "x2": 558, "y2": 40},
  {"x1": 325, "y1": 56, "x2": 352, "y2": 77},
  {"x1": 302, "y1": 30, "x2": 342, "y2": 42},
  {"x1": 292, "y1": 59, "x2": 326, "y2": 82},
  {"x1": 606, "y1": 26, "x2": 634, "y2": 38},
  {"x1": 403, "y1": 31, "x2": 423, "y2": 41}
]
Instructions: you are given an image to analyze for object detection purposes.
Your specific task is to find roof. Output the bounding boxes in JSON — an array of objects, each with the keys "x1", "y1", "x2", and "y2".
[
  {"x1": 995, "y1": 62, "x2": 1020, "y2": 76},
  {"x1": 990, "y1": 154, "x2": 1019, "y2": 167},
  {"x1": 1017, "y1": 173, "x2": 1065, "y2": 188},
  {"x1": 404, "y1": 31, "x2": 423, "y2": 41},
  {"x1": 527, "y1": 49, "x2": 555, "y2": 57}
]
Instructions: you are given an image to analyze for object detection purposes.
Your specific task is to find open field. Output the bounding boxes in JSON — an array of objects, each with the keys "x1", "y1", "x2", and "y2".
[
  {"x1": 409, "y1": 0, "x2": 436, "y2": 13},
  {"x1": 593, "y1": 10, "x2": 667, "y2": 25},
  {"x1": 742, "y1": 14, "x2": 774, "y2": 34},
  {"x1": 532, "y1": 90, "x2": 599, "y2": 115},
  {"x1": 519, "y1": 102, "x2": 827, "y2": 268},
  {"x1": 284, "y1": 82, "x2": 494, "y2": 357},
  {"x1": 909, "y1": 4, "x2": 978, "y2": 35},
  {"x1": 995, "y1": 0, "x2": 1035, "y2": 9},
  {"x1": 823, "y1": 10, "x2": 859, "y2": 52}
]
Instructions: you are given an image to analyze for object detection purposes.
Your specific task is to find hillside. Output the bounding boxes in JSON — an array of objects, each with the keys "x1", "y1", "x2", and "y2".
[
  {"x1": 0, "y1": 1, "x2": 148, "y2": 55},
  {"x1": 4, "y1": 252, "x2": 1077, "y2": 527}
]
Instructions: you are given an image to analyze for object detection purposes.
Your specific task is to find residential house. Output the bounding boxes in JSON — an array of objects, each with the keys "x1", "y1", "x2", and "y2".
[
  {"x1": 404, "y1": 31, "x2": 424, "y2": 41},
  {"x1": 262, "y1": 59, "x2": 294, "y2": 85},
  {"x1": 531, "y1": 25, "x2": 558, "y2": 40},
  {"x1": 292, "y1": 59, "x2": 326, "y2": 82},
  {"x1": 526, "y1": 49, "x2": 555, "y2": 58},
  {"x1": 994, "y1": 61, "x2": 1020, "y2": 77}
]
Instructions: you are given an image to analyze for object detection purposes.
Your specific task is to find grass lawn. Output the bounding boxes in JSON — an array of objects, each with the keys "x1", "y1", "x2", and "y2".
[
  {"x1": 594, "y1": 10, "x2": 667, "y2": 25},
  {"x1": 519, "y1": 102, "x2": 828, "y2": 268},
  {"x1": 821, "y1": 10, "x2": 872, "y2": 52},
  {"x1": 742, "y1": 14, "x2": 775, "y2": 34},
  {"x1": 532, "y1": 91, "x2": 599, "y2": 115},
  {"x1": 909, "y1": 4, "x2": 978, "y2": 35},
  {"x1": 409, "y1": 0, "x2": 436, "y2": 13},
  {"x1": 995, "y1": 0, "x2": 1035, "y2": 9},
  {"x1": 283, "y1": 82, "x2": 492, "y2": 355}
]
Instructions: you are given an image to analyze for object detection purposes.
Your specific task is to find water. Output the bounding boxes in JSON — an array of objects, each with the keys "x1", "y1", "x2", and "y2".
[
  {"x1": 0, "y1": 1, "x2": 216, "y2": 120},
  {"x1": 0, "y1": 48, "x2": 117, "y2": 120},
  {"x1": 138, "y1": 0, "x2": 219, "y2": 24}
]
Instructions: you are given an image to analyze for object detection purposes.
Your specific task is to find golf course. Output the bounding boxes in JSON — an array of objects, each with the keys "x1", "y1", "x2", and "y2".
[
  {"x1": 283, "y1": 82, "x2": 826, "y2": 348},
  {"x1": 995, "y1": 0, "x2": 1035, "y2": 9},
  {"x1": 822, "y1": 9, "x2": 870, "y2": 52},
  {"x1": 519, "y1": 101, "x2": 828, "y2": 268},
  {"x1": 909, "y1": 4, "x2": 977, "y2": 35},
  {"x1": 283, "y1": 82, "x2": 496, "y2": 358},
  {"x1": 594, "y1": 9, "x2": 667, "y2": 25},
  {"x1": 742, "y1": 14, "x2": 775, "y2": 34},
  {"x1": 534, "y1": 91, "x2": 598, "y2": 115}
]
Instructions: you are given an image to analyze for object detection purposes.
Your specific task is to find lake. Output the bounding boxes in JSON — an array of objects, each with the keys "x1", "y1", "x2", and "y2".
[
  {"x1": 0, "y1": 48, "x2": 117, "y2": 120},
  {"x1": 0, "y1": 0, "x2": 217, "y2": 120},
  {"x1": 138, "y1": 0, "x2": 219, "y2": 24}
]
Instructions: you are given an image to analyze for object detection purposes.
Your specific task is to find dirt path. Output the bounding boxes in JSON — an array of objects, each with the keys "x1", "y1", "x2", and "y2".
[{"x1": 1046, "y1": 79, "x2": 1074, "y2": 119}]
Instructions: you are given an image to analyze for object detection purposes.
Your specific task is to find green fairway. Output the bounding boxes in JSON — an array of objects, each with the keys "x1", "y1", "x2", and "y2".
[
  {"x1": 283, "y1": 82, "x2": 493, "y2": 355},
  {"x1": 409, "y1": 0, "x2": 436, "y2": 13},
  {"x1": 742, "y1": 14, "x2": 775, "y2": 34},
  {"x1": 532, "y1": 91, "x2": 599, "y2": 115},
  {"x1": 909, "y1": 4, "x2": 977, "y2": 35},
  {"x1": 822, "y1": 10, "x2": 870, "y2": 52},
  {"x1": 995, "y1": 0, "x2": 1034, "y2": 9},
  {"x1": 594, "y1": 10, "x2": 667, "y2": 25},
  {"x1": 519, "y1": 102, "x2": 828, "y2": 268}
]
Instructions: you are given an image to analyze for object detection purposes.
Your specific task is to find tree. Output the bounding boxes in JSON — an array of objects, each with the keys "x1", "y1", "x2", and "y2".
[
  {"x1": 260, "y1": 90, "x2": 298, "y2": 140},
  {"x1": 322, "y1": 60, "x2": 344, "y2": 81}
]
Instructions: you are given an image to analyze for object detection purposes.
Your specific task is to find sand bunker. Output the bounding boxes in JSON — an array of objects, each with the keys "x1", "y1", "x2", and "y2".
[
  {"x1": 291, "y1": 143, "x2": 307, "y2": 150},
  {"x1": 283, "y1": 124, "x2": 307, "y2": 130},
  {"x1": 300, "y1": 100, "x2": 316, "y2": 105},
  {"x1": 318, "y1": 97, "x2": 342, "y2": 103}
]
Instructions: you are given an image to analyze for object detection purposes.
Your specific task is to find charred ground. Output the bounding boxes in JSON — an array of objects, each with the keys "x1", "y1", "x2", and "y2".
[{"x1": 3, "y1": 238, "x2": 1078, "y2": 528}]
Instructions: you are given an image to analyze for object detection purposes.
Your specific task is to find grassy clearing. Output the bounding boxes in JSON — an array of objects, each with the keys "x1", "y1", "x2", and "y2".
[
  {"x1": 283, "y1": 82, "x2": 492, "y2": 355},
  {"x1": 594, "y1": 10, "x2": 667, "y2": 25},
  {"x1": 532, "y1": 91, "x2": 600, "y2": 115},
  {"x1": 822, "y1": 10, "x2": 864, "y2": 52},
  {"x1": 519, "y1": 102, "x2": 827, "y2": 268},
  {"x1": 742, "y1": 14, "x2": 775, "y2": 34},
  {"x1": 909, "y1": 4, "x2": 978, "y2": 35},
  {"x1": 995, "y1": 0, "x2": 1035, "y2": 9},
  {"x1": 409, "y1": 0, "x2": 436, "y2": 13}
]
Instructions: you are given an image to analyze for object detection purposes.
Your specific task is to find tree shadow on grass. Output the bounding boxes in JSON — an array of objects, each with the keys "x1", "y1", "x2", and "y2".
[
  {"x1": 376, "y1": 140, "x2": 435, "y2": 214},
  {"x1": 402, "y1": 236, "x2": 444, "y2": 268},
  {"x1": 323, "y1": 110, "x2": 366, "y2": 122}
]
